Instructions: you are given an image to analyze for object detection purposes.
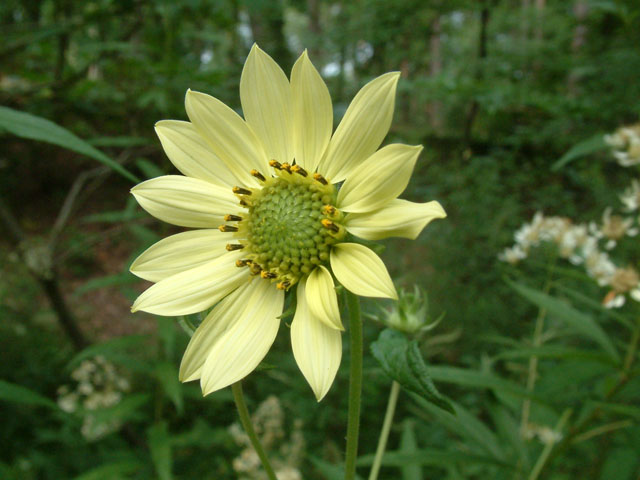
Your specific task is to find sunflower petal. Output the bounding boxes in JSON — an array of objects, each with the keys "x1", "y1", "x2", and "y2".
[
  {"x1": 305, "y1": 265, "x2": 343, "y2": 330},
  {"x1": 200, "y1": 280, "x2": 284, "y2": 395},
  {"x1": 185, "y1": 89, "x2": 268, "y2": 186},
  {"x1": 330, "y1": 243, "x2": 397, "y2": 299},
  {"x1": 337, "y1": 144, "x2": 422, "y2": 213},
  {"x1": 319, "y1": 72, "x2": 399, "y2": 182},
  {"x1": 291, "y1": 50, "x2": 332, "y2": 172},
  {"x1": 131, "y1": 175, "x2": 240, "y2": 228},
  {"x1": 155, "y1": 120, "x2": 237, "y2": 188},
  {"x1": 240, "y1": 44, "x2": 293, "y2": 164},
  {"x1": 130, "y1": 229, "x2": 233, "y2": 282},
  {"x1": 131, "y1": 250, "x2": 247, "y2": 315},
  {"x1": 345, "y1": 199, "x2": 446, "y2": 240},
  {"x1": 179, "y1": 281, "x2": 269, "y2": 382},
  {"x1": 291, "y1": 279, "x2": 342, "y2": 401}
]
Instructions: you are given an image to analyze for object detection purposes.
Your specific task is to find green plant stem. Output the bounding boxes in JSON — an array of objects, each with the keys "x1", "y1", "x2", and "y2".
[
  {"x1": 528, "y1": 409, "x2": 572, "y2": 480},
  {"x1": 231, "y1": 382, "x2": 277, "y2": 480},
  {"x1": 344, "y1": 291, "x2": 363, "y2": 480},
  {"x1": 368, "y1": 381, "x2": 401, "y2": 480},
  {"x1": 623, "y1": 319, "x2": 640, "y2": 372},
  {"x1": 521, "y1": 260, "x2": 555, "y2": 434}
]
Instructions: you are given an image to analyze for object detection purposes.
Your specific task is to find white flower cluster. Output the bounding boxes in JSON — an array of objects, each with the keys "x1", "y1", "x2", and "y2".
[
  {"x1": 499, "y1": 194, "x2": 640, "y2": 308},
  {"x1": 56, "y1": 355, "x2": 130, "y2": 441},
  {"x1": 229, "y1": 396, "x2": 304, "y2": 480},
  {"x1": 522, "y1": 422, "x2": 563, "y2": 445},
  {"x1": 604, "y1": 123, "x2": 640, "y2": 167}
]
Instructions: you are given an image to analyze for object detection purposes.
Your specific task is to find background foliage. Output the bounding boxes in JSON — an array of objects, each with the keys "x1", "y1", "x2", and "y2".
[{"x1": 1, "y1": 0, "x2": 639, "y2": 478}]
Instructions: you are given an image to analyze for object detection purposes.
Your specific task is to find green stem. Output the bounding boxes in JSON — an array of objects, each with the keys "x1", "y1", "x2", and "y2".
[
  {"x1": 368, "y1": 381, "x2": 401, "y2": 480},
  {"x1": 528, "y1": 408, "x2": 572, "y2": 480},
  {"x1": 231, "y1": 382, "x2": 277, "y2": 480},
  {"x1": 344, "y1": 291, "x2": 363, "y2": 480}
]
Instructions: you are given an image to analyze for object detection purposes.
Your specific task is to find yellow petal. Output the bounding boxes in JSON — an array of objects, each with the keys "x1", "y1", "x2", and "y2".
[
  {"x1": 131, "y1": 175, "x2": 240, "y2": 228},
  {"x1": 155, "y1": 120, "x2": 237, "y2": 188},
  {"x1": 180, "y1": 281, "x2": 259, "y2": 382},
  {"x1": 330, "y1": 243, "x2": 397, "y2": 299},
  {"x1": 291, "y1": 50, "x2": 332, "y2": 172},
  {"x1": 337, "y1": 144, "x2": 422, "y2": 213},
  {"x1": 240, "y1": 44, "x2": 293, "y2": 163},
  {"x1": 200, "y1": 280, "x2": 284, "y2": 395},
  {"x1": 305, "y1": 265, "x2": 343, "y2": 330},
  {"x1": 130, "y1": 229, "x2": 232, "y2": 282},
  {"x1": 131, "y1": 250, "x2": 247, "y2": 316},
  {"x1": 185, "y1": 89, "x2": 268, "y2": 186},
  {"x1": 291, "y1": 279, "x2": 342, "y2": 401},
  {"x1": 319, "y1": 72, "x2": 400, "y2": 182},
  {"x1": 345, "y1": 199, "x2": 446, "y2": 240}
]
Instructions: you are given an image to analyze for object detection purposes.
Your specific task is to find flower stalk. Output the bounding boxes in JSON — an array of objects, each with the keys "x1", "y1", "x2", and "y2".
[
  {"x1": 231, "y1": 381, "x2": 277, "y2": 480},
  {"x1": 368, "y1": 380, "x2": 401, "y2": 480},
  {"x1": 344, "y1": 291, "x2": 363, "y2": 480}
]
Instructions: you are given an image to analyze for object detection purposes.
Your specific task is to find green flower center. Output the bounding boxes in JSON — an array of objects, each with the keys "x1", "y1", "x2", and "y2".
[{"x1": 220, "y1": 162, "x2": 345, "y2": 289}]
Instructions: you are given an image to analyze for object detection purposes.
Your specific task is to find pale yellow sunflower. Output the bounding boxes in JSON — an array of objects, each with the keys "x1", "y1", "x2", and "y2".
[{"x1": 129, "y1": 44, "x2": 445, "y2": 401}]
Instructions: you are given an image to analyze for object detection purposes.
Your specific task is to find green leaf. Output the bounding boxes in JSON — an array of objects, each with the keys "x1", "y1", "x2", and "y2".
[
  {"x1": 0, "y1": 379, "x2": 59, "y2": 410},
  {"x1": 89, "y1": 394, "x2": 151, "y2": 424},
  {"x1": 371, "y1": 329, "x2": 454, "y2": 413},
  {"x1": 0, "y1": 106, "x2": 139, "y2": 183},
  {"x1": 508, "y1": 280, "x2": 620, "y2": 362},
  {"x1": 136, "y1": 158, "x2": 165, "y2": 179},
  {"x1": 154, "y1": 362, "x2": 184, "y2": 415},
  {"x1": 551, "y1": 133, "x2": 607, "y2": 170},
  {"x1": 147, "y1": 422, "x2": 173, "y2": 480},
  {"x1": 309, "y1": 457, "x2": 364, "y2": 480},
  {"x1": 73, "y1": 272, "x2": 139, "y2": 297},
  {"x1": 399, "y1": 420, "x2": 422, "y2": 480},
  {"x1": 72, "y1": 460, "x2": 143, "y2": 480},
  {"x1": 357, "y1": 448, "x2": 513, "y2": 470},
  {"x1": 409, "y1": 395, "x2": 509, "y2": 462},
  {"x1": 69, "y1": 336, "x2": 151, "y2": 372},
  {"x1": 88, "y1": 136, "x2": 151, "y2": 148}
]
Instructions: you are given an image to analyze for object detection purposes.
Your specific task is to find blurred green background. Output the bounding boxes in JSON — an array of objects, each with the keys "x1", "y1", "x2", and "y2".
[{"x1": 1, "y1": 0, "x2": 639, "y2": 479}]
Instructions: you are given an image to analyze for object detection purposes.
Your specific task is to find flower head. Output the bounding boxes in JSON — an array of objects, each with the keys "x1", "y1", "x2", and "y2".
[{"x1": 129, "y1": 45, "x2": 445, "y2": 400}]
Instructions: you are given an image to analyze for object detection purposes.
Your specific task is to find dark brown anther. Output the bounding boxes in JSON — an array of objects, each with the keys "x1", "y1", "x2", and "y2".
[
  {"x1": 291, "y1": 165, "x2": 308, "y2": 177},
  {"x1": 260, "y1": 270, "x2": 277, "y2": 279},
  {"x1": 269, "y1": 160, "x2": 283, "y2": 170},
  {"x1": 232, "y1": 186, "x2": 252, "y2": 195},
  {"x1": 250, "y1": 263, "x2": 263, "y2": 275},
  {"x1": 224, "y1": 214, "x2": 243, "y2": 222},
  {"x1": 239, "y1": 198, "x2": 249, "y2": 207},
  {"x1": 236, "y1": 259, "x2": 251, "y2": 267},
  {"x1": 250, "y1": 169, "x2": 266, "y2": 182},
  {"x1": 276, "y1": 280, "x2": 291, "y2": 290},
  {"x1": 313, "y1": 173, "x2": 328, "y2": 185},
  {"x1": 321, "y1": 219, "x2": 339, "y2": 233},
  {"x1": 322, "y1": 205, "x2": 337, "y2": 217},
  {"x1": 281, "y1": 162, "x2": 292, "y2": 173},
  {"x1": 226, "y1": 244, "x2": 244, "y2": 251},
  {"x1": 219, "y1": 225, "x2": 239, "y2": 232}
]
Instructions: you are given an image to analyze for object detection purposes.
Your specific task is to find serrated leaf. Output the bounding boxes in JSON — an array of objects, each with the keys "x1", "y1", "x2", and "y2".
[
  {"x1": 147, "y1": 421, "x2": 173, "y2": 480},
  {"x1": 371, "y1": 329, "x2": 454, "y2": 413},
  {"x1": 508, "y1": 280, "x2": 620, "y2": 362},
  {"x1": 0, "y1": 106, "x2": 139, "y2": 183},
  {"x1": 552, "y1": 133, "x2": 607, "y2": 170},
  {"x1": 0, "y1": 379, "x2": 58, "y2": 410}
]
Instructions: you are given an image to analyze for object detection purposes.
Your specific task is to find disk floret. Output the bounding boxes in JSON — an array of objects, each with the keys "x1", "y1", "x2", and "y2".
[{"x1": 221, "y1": 164, "x2": 345, "y2": 289}]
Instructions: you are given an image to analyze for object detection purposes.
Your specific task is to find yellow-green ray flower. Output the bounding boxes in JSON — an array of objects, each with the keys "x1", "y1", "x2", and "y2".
[{"x1": 129, "y1": 44, "x2": 446, "y2": 401}]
